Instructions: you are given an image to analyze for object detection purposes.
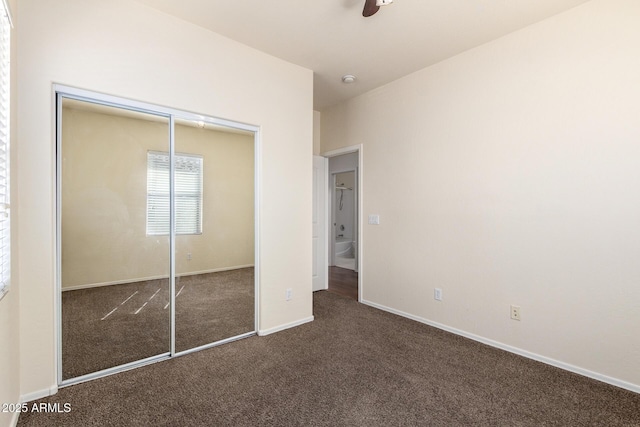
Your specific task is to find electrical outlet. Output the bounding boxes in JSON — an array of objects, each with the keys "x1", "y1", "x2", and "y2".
[
  {"x1": 187, "y1": 253, "x2": 192, "y2": 261},
  {"x1": 510, "y1": 305, "x2": 521, "y2": 321},
  {"x1": 285, "y1": 288, "x2": 293, "y2": 301},
  {"x1": 434, "y1": 288, "x2": 442, "y2": 301}
]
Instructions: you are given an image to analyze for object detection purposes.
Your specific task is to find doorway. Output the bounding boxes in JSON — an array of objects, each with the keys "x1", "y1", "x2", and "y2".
[
  {"x1": 322, "y1": 147, "x2": 362, "y2": 302},
  {"x1": 56, "y1": 86, "x2": 259, "y2": 385}
]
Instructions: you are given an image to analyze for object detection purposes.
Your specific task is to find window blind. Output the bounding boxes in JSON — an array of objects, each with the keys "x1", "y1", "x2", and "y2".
[
  {"x1": 147, "y1": 151, "x2": 203, "y2": 235},
  {"x1": 0, "y1": 2, "x2": 10, "y2": 298}
]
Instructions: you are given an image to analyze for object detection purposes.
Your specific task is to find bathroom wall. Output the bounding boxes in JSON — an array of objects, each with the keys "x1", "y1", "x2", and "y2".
[
  {"x1": 334, "y1": 172, "x2": 355, "y2": 241},
  {"x1": 328, "y1": 153, "x2": 358, "y2": 264},
  {"x1": 328, "y1": 152, "x2": 357, "y2": 174}
]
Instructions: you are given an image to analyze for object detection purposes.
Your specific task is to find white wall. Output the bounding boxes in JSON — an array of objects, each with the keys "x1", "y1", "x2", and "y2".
[
  {"x1": 313, "y1": 110, "x2": 321, "y2": 156},
  {"x1": 16, "y1": 0, "x2": 313, "y2": 399},
  {"x1": 321, "y1": 0, "x2": 640, "y2": 391}
]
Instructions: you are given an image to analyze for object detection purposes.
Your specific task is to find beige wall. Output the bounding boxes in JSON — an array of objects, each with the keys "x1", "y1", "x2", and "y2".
[
  {"x1": 61, "y1": 107, "x2": 254, "y2": 289},
  {"x1": 313, "y1": 110, "x2": 321, "y2": 156},
  {"x1": 0, "y1": 291, "x2": 19, "y2": 427},
  {"x1": 175, "y1": 124, "x2": 255, "y2": 276},
  {"x1": 0, "y1": 294, "x2": 18, "y2": 426},
  {"x1": 0, "y1": 0, "x2": 19, "y2": 425},
  {"x1": 321, "y1": 0, "x2": 640, "y2": 391},
  {"x1": 17, "y1": 0, "x2": 312, "y2": 400}
]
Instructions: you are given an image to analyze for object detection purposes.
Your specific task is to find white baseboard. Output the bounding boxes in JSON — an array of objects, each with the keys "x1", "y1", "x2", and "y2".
[
  {"x1": 10, "y1": 411, "x2": 19, "y2": 427},
  {"x1": 361, "y1": 299, "x2": 640, "y2": 395},
  {"x1": 176, "y1": 265, "x2": 254, "y2": 278},
  {"x1": 258, "y1": 316, "x2": 314, "y2": 336},
  {"x1": 11, "y1": 385, "x2": 58, "y2": 426},
  {"x1": 62, "y1": 265, "x2": 255, "y2": 291},
  {"x1": 20, "y1": 384, "x2": 58, "y2": 403}
]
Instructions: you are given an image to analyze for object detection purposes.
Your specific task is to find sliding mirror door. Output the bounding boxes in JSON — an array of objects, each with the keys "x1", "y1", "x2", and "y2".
[
  {"x1": 174, "y1": 119, "x2": 255, "y2": 353},
  {"x1": 58, "y1": 88, "x2": 259, "y2": 384},
  {"x1": 59, "y1": 98, "x2": 171, "y2": 380}
]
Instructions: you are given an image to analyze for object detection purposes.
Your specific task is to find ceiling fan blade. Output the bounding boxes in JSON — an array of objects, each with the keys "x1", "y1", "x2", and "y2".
[{"x1": 362, "y1": 0, "x2": 379, "y2": 17}]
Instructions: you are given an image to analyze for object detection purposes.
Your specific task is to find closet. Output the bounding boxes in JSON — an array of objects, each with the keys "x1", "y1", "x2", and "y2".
[{"x1": 56, "y1": 87, "x2": 258, "y2": 385}]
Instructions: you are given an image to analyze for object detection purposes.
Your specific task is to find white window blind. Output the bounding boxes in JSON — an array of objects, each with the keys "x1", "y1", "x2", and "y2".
[
  {"x1": 0, "y1": 1, "x2": 11, "y2": 299},
  {"x1": 147, "y1": 151, "x2": 203, "y2": 235}
]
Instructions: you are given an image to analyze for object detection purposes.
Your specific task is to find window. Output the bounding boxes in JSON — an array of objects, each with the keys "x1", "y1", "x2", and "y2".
[
  {"x1": 0, "y1": 1, "x2": 11, "y2": 300},
  {"x1": 146, "y1": 151, "x2": 203, "y2": 235}
]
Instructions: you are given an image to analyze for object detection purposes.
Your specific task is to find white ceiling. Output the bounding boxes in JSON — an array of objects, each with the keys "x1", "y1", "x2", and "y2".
[{"x1": 135, "y1": 0, "x2": 590, "y2": 110}]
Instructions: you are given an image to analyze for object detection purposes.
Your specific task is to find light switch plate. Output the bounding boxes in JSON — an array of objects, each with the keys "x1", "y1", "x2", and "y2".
[{"x1": 368, "y1": 214, "x2": 380, "y2": 225}]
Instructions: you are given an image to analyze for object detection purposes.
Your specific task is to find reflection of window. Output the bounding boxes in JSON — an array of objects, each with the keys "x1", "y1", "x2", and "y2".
[
  {"x1": 146, "y1": 151, "x2": 203, "y2": 235},
  {"x1": 0, "y1": 3, "x2": 11, "y2": 300}
]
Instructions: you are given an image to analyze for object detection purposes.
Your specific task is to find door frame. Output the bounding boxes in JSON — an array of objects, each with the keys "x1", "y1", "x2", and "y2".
[
  {"x1": 312, "y1": 156, "x2": 328, "y2": 292},
  {"x1": 321, "y1": 145, "x2": 363, "y2": 302}
]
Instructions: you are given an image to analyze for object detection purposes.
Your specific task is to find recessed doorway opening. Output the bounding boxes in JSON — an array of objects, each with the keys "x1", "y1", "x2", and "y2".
[{"x1": 321, "y1": 146, "x2": 362, "y2": 302}]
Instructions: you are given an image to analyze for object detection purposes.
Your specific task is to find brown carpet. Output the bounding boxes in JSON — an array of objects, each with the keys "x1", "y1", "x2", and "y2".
[
  {"x1": 21, "y1": 291, "x2": 640, "y2": 426},
  {"x1": 62, "y1": 268, "x2": 254, "y2": 379}
]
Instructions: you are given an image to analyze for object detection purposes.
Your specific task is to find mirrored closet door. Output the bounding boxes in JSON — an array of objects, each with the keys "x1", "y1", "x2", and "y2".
[
  {"x1": 57, "y1": 88, "x2": 257, "y2": 385},
  {"x1": 173, "y1": 119, "x2": 255, "y2": 353}
]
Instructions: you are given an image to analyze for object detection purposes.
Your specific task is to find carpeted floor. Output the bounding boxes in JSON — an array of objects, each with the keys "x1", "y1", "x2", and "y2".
[
  {"x1": 62, "y1": 268, "x2": 254, "y2": 380},
  {"x1": 22, "y1": 291, "x2": 640, "y2": 426}
]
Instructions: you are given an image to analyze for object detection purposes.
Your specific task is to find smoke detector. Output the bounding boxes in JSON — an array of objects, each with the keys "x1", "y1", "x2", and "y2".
[{"x1": 341, "y1": 75, "x2": 357, "y2": 84}]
